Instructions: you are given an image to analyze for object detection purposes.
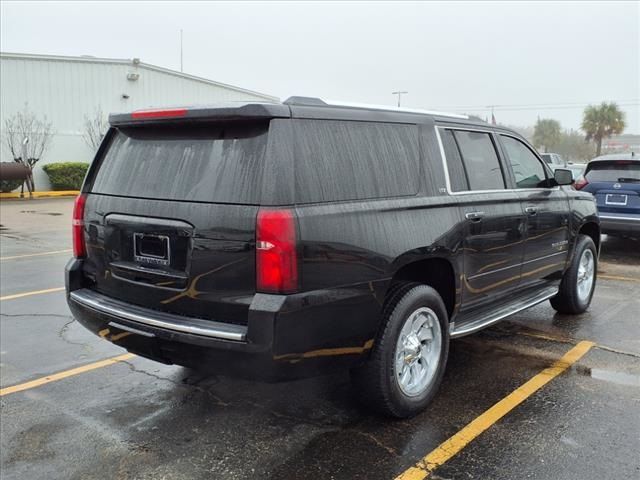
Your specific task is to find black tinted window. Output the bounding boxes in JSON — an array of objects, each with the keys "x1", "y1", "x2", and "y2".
[
  {"x1": 293, "y1": 120, "x2": 419, "y2": 203},
  {"x1": 585, "y1": 161, "x2": 640, "y2": 182},
  {"x1": 91, "y1": 123, "x2": 268, "y2": 204},
  {"x1": 453, "y1": 131, "x2": 505, "y2": 190},
  {"x1": 501, "y1": 135, "x2": 548, "y2": 188},
  {"x1": 441, "y1": 129, "x2": 469, "y2": 192}
]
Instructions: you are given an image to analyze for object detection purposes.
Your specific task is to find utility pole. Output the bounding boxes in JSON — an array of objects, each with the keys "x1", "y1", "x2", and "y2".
[
  {"x1": 180, "y1": 29, "x2": 183, "y2": 72},
  {"x1": 392, "y1": 91, "x2": 408, "y2": 107}
]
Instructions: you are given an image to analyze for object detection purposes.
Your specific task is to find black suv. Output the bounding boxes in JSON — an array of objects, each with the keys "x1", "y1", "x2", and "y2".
[{"x1": 66, "y1": 97, "x2": 599, "y2": 417}]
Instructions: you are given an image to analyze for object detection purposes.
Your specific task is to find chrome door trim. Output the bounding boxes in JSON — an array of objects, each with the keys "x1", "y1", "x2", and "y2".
[{"x1": 466, "y1": 250, "x2": 567, "y2": 280}]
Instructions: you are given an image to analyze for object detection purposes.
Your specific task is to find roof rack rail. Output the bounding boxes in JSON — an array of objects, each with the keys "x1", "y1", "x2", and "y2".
[
  {"x1": 283, "y1": 96, "x2": 328, "y2": 106},
  {"x1": 283, "y1": 96, "x2": 468, "y2": 119}
]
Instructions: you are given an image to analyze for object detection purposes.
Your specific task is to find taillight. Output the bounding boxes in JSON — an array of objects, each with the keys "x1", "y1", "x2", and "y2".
[
  {"x1": 574, "y1": 176, "x2": 589, "y2": 190},
  {"x1": 72, "y1": 194, "x2": 87, "y2": 258},
  {"x1": 256, "y1": 208, "x2": 298, "y2": 294}
]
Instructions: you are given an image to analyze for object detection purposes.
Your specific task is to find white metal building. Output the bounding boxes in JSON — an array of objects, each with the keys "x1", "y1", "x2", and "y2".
[{"x1": 0, "y1": 52, "x2": 278, "y2": 189}]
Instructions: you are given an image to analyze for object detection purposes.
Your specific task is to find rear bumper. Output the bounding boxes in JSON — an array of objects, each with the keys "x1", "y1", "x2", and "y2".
[
  {"x1": 598, "y1": 213, "x2": 640, "y2": 235},
  {"x1": 66, "y1": 259, "x2": 382, "y2": 381}
]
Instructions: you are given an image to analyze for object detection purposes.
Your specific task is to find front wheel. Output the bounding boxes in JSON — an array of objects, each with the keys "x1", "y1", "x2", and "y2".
[
  {"x1": 351, "y1": 284, "x2": 449, "y2": 418},
  {"x1": 550, "y1": 234, "x2": 597, "y2": 314}
]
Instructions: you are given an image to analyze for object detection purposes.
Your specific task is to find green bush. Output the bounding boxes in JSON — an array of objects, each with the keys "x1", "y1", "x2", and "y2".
[
  {"x1": 1, "y1": 179, "x2": 23, "y2": 193},
  {"x1": 42, "y1": 162, "x2": 89, "y2": 190}
]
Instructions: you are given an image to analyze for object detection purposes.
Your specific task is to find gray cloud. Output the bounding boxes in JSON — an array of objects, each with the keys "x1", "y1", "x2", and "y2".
[{"x1": 1, "y1": 0, "x2": 638, "y2": 132}]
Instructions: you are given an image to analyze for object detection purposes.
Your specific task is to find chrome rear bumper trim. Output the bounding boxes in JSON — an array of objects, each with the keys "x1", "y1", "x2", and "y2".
[{"x1": 70, "y1": 288, "x2": 247, "y2": 342}]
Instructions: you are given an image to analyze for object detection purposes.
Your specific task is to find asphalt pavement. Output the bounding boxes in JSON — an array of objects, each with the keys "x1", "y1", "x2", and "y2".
[{"x1": 1, "y1": 197, "x2": 639, "y2": 480}]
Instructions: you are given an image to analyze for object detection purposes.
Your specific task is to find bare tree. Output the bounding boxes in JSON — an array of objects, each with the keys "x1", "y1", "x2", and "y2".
[
  {"x1": 3, "y1": 104, "x2": 54, "y2": 168},
  {"x1": 82, "y1": 107, "x2": 109, "y2": 151}
]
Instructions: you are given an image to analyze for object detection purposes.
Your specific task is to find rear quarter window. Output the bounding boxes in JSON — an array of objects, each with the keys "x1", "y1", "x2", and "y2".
[
  {"x1": 90, "y1": 123, "x2": 269, "y2": 204},
  {"x1": 292, "y1": 120, "x2": 420, "y2": 203}
]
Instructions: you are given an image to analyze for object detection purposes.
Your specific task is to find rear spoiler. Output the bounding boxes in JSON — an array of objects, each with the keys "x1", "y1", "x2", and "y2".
[{"x1": 109, "y1": 103, "x2": 290, "y2": 126}]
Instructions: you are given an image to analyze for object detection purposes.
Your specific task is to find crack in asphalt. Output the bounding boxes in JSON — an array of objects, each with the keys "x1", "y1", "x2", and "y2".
[
  {"x1": 56, "y1": 318, "x2": 90, "y2": 348},
  {"x1": 352, "y1": 430, "x2": 399, "y2": 456},
  {"x1": 119, "y1": 361, "x2": 351, "y2": 429},
  {"x1": 119, "y1": 360, "x2": 230, "y2": 408}
]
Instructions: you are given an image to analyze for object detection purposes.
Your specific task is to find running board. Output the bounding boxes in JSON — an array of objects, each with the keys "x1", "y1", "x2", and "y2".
[{"x1": 450, "y1": 286, "x2": 558, "y2": 338}]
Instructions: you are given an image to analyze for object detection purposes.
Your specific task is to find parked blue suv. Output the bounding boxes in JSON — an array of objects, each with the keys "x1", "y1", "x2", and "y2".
[{"x1": 576, "y1": 153, "x2": 639, "y2": 236}]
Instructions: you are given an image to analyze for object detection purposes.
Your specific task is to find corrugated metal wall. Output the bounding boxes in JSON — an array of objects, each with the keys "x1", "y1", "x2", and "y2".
[{"x1": 0, "y1": 54, "x2": 276, "y2": 189}]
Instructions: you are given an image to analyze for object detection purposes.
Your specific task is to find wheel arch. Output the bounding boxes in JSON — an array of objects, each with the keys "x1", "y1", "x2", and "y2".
[
  {"x1": 387, "y1": 255, "x2": 460, "y2": 321},
  {"x1": 578, "y1": 220, "x2": 601, "y2": 254}
]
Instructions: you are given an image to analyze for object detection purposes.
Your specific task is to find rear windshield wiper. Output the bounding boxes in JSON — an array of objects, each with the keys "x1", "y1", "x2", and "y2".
[{"x1": 618, "y1": 177, "x2": 640, "y2": 183}]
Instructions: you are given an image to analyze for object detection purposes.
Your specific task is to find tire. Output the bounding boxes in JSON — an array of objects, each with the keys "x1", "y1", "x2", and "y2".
[
  {"x1": 351, "y1": 283, "x2": 450, "y2": 418},
  {"x1": 550, "y1": 234, "x2": 597, "y2": 314}
]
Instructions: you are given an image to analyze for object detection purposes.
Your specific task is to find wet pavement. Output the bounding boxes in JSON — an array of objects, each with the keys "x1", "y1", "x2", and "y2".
[{"x1": 1, "y1": 198, "x2": 639, "y2": 480}]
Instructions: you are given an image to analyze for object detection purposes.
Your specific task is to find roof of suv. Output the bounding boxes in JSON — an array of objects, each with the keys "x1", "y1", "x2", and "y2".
[{"x1": 109, "y1": 96, "x2": 514, "y2": 133}]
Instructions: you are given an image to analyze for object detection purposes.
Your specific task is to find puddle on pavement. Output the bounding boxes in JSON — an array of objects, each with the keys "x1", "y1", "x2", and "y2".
[{"x1": 575, "y1": 365, "x2": 640, "y2": 387}]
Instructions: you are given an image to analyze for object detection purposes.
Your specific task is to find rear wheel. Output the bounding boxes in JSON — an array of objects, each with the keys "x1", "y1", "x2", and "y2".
[
  {"x1": 550, "y1": 235, "x2": 597, "y2": 314},
  {"x1": 351, "y1": 284, "x2": 449, "y2": 418}
]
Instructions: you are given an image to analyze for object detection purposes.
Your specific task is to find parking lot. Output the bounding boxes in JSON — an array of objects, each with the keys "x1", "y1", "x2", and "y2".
[{"x1": 1, "y1": 197, "x2": 639, "y2": 480}]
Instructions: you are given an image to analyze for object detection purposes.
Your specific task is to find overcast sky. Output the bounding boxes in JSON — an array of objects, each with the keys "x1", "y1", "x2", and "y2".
[{"x1": 2, "y1": 1, "x2": 639, "y2": 132}]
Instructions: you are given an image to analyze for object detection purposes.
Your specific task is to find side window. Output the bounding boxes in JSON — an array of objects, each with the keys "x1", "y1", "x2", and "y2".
[
  {"x1": 293, "y1": 120, "x2": 420, "y2": 203},
  {"x1": 440, "y1": 129, "x2": 469, "y2": 192},
  {"x1": 500, "y1": 135, "x2": 548, "y2": 188},
  {"x1": 453, "y1": 130, "x2": 505, "y2": 190}
]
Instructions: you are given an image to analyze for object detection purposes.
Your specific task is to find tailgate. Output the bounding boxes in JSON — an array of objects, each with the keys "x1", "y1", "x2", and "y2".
[
  {"x1": 79, "y1": 120, "x2": 272, "y2": 326},
  {"x1": 82, "y1": 195, "x2": 258, "y2": 326}
]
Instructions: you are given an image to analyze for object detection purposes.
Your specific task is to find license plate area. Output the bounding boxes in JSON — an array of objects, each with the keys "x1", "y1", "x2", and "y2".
[
  {"x1": 605, "y1": 194, "x2": 628, "y2": 206},
  {"x1": 134, "y1": 233, "x2": 171, "y2": 266}
]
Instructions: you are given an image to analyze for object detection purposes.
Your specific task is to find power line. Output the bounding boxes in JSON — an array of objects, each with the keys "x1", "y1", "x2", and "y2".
[
  {"x1": 431, "y1": 99, "x2": 640, "y2": 112},
  {"x1": 457, "y1": 102, "x2": 640, "y2": 113}
]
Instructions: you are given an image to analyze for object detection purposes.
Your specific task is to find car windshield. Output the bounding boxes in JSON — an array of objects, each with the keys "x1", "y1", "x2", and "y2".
[{"x1": 585, "y1": 161, "x2": 640, "y2": 183}]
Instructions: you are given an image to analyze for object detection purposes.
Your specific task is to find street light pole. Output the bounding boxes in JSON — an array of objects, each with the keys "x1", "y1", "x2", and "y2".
[
  {"x1": 392, "y1": 91, "x2": 408, "y2": 107},
  {"x1": 180, "y1": 29, "x2": 183, "y2": 72}
]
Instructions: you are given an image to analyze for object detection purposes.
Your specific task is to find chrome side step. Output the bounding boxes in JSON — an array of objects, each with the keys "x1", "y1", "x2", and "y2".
[
  {"x1": 450, "y1": 286, "x2": 558, "y2": 339},
  {"x1": 70, "y1": 288, "x2": 247, "y2": 342}
]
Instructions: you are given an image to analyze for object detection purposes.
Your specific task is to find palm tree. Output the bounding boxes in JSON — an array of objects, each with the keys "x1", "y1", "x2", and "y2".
[
  {"x1": 533, "y1": 118, "x2": 562, "y2": 152},
  {"x1": 581, "y1": 102, "x2": 626, "y2": 157}
]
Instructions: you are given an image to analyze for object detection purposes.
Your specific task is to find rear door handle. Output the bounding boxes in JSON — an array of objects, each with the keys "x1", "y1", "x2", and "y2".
[
  {"x1": 525, "y1": 206, "x2": 538, "y2": 215},
  {"x1": 465, "y1": 211, "x2": 485, "y2": 221}
]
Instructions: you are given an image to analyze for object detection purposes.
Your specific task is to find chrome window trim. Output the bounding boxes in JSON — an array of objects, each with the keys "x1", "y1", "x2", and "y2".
[{"x1": 434, "y1": 126, "x2": 560, "y2": 196}]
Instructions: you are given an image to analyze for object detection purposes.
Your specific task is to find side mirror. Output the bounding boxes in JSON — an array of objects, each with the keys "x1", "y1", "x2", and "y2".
[{"x1": 554, "y1": 168, "x2": 573, "y2": 186}]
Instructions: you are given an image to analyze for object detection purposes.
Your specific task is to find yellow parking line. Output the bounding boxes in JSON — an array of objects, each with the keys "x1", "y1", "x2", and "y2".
[
  {"x1": 0, "y1": 287, "x2": 65, "y2": 301},
  {"x1": 0, "y1": 353, "x2": 135, "y2": 397},
  {"x1": 599, "y1": 274, "x2": 639, "y2": 283},
  {"x1": 0, "y1": 249, "x2": 72, "y2": 261},
  {"x1": 395, "y1": 341, "x2": 595, "y2": 480}
]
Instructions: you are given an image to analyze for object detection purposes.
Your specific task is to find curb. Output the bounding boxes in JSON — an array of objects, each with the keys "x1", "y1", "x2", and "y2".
[{"x1": 0, "y1": 190, "x2": 80, "y2": 200}]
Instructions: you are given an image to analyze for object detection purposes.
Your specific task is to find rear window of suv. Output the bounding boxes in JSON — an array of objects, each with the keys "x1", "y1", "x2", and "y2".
[
  {"x1": 292, "y1": 120, "x2": 420, "y2": 203},
  {"x1": 585, "y1": 161, "x2": 640, "y2": 183},
  {"x1": 91, "y1": 123, "x2": 268, "y2": 204}
]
